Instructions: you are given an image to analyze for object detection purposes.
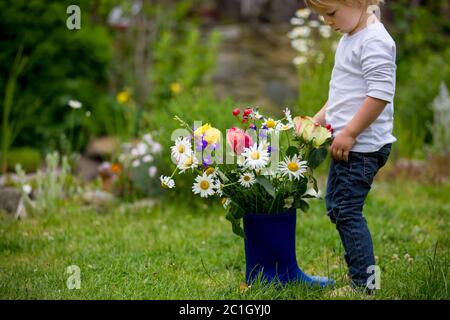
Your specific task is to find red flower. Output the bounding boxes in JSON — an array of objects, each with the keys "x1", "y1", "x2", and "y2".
[
  {"x1": 232, "y1": 108, "x2": 241, "y2": 116},
  {"x1": 227, "y1": 127, "x2": 253, "y2": 154},
  {"x1": 243, "y1": 108, "x2": 252, "y2": 117}
]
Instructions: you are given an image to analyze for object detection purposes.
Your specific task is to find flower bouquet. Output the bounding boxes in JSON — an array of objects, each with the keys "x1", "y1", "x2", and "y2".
[{"x1": 160, "y1": 107, "x2": 335, "y2": 286}]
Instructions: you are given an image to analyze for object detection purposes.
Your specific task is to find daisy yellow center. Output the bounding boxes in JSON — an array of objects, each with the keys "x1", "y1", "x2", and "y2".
[
  {"x1": 250, "y1": 151, "x2": 260, "y2": 160},
  {"x1": 266, "y1": 119, "x2": 276, "y2": 128},
  {"x1": 184, "y1": 157, "x2": 193, "y2": 166},
  {"x1": 205, "y1": 167, "x2": 215, "y2": 176},
  {"x1": 200, "y1": 180, "x2": 210, "y2": 190},
  {"x1": 243, "y1": 176, "x2": 251, "y2": 181},
  {"x1": 221, "y1": 198, "x2": 228, "y2": 205},
  {"x1": 178, "y1": 145, "x2": 185, "y2": 153},
  {"x1": 288, "y1": 162, "x2": 299, "y2": 172}
]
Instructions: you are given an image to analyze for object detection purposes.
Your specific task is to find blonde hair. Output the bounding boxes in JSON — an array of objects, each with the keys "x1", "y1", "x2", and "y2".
[{"x1": 304, "y1": 0, "x2": 384, "y2": 12}]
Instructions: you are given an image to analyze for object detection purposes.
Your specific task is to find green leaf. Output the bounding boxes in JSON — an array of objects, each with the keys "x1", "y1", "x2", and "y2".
[
  {"x1": 308, "y1": 146, "x2": 328, "y2": 170},
  {"x1": 285, "y1": 146, "x2": 299, "y2": 158},
  {"x1": 226, "y1": 211, "x2": 245, "y2": 238},
  {"x1": 293, "y1": 178, "x2": 307, "y2": 195},
  {"x1": 255, "y1": 176, "x2": 275, "y2": 198},
  {"x1": 293, "y1": 199, "x2": 310, "y2": 212}
]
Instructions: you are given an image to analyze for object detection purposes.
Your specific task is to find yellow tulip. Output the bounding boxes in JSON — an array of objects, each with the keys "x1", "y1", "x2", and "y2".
[
  {"x1": 203, "y1": 127, "x2": 221, "y2": 144},
  {"x1": 194, "y1": 123, "x2": 212, "y2": 136}
]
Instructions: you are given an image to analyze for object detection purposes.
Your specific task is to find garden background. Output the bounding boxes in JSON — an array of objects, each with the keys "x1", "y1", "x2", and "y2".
[{"x1": 0, "y1": 0, "x2": 449, "y2": 299}]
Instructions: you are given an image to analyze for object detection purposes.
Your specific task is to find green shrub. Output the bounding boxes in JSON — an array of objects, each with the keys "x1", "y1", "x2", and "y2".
[
  {"x1": 0, "y1": 0, "x2": 112, "y2": 152},
  {"x1": 3, "y1": 147, "x2": 41, "y2": 173}
]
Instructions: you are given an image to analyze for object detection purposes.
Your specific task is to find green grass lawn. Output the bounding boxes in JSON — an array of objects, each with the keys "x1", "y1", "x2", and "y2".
[{"x1": 0, "y1": 178, "x2": 449, "y2": 299}]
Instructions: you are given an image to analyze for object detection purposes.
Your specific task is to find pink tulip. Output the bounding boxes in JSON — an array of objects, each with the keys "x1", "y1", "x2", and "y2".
[{"x1": 227, "y1": 127, "x2": 253, "y2": 154}]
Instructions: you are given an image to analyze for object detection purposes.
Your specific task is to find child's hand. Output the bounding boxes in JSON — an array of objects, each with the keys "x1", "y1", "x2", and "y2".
[{"x1": 330, "y1": 128, "x2": 356, "y2": 162}]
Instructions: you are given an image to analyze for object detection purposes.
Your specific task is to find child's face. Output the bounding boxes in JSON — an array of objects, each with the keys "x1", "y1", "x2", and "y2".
[{"x1": 315, "y1": 1, "x2": 365, "y2": 34}]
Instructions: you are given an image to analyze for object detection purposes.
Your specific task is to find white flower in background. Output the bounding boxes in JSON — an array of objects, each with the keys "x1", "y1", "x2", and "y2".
[
  {"x1": 131, "y1": 148, "x2": 140, "y2": 157},
  {"x1": 319, "y1": 25, "x2": 332, "y2": 38},
  {"x1": 151, "y1": 142, "x2": 162, "y2": 154},
  {"x1": 192, "y1": 173, "x2": 216, "y2": 198},
  {"x1": 278, "y1": 154, "x2": 308, "y2": 181},
  {"x1": 22, "y1": 184, "x2": 32, "y2": 195},
  {"x1": 290, "y1": 17, "x2": 305, "y2": 25},
  {"x1": 296, "y1": 8, "x2": 311, "y2": 19},
  {"x1": 292, "y1": 39, "x2": 309, "y2": 53},
  {"x1": 160, "y1": 175, "x2": 175, "y2": 189},
  {"x1": 177, "y1": 155, "x2": 199, "y2": 173},
  {"x1": 143, "y1": 134, "x2": 154, "y2": 144},
  {"x1": 289, "y1": 26, "x2": 311, "y2": 39},
  {"x1": 148, "y1": 166, "x2": 157, "y2": 177},
  {"x1": 332, "y1": 41, "x2": 339, "y2": 51},
  {"x1": 308, "y1": 20, "x2": 320, "y2": 28},
  {"x1": 132, "y1": 159, "x2": 140, "y2": 167},
  {"x1": 316, "y1": 52, "x2": 325, "y2": 64},
  {"x1": 239, "y1": 172, "x2": 255, "y2": 188},
  {"x1": 171, "y1": 137, "x2": 192, "y2": 163},
  {"x1": 142, "y1": 154, "x2": 154, "y2": 163},
  {"x1": 293, "y1": 56, "x2": 308, "y2": 66},
  {"x1": 68, "y1": 100, "x2": 82, "y2": 109},
  {"x1": 136, "y1": 142, "x2": 148, "y2": 155},
  {"x1": 242, "y1": 143, "x2": 270, "y2": 170}
]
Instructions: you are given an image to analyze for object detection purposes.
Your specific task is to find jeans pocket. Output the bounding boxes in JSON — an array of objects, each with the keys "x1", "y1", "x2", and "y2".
[{"x1": 377, "y1": 143, "x2": 392, "y2": 168}]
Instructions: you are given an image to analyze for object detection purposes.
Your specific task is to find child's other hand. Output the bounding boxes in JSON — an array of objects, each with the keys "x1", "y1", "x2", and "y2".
[{"x1": 330, "y1": 128, "x2": 356, "y2": 162}]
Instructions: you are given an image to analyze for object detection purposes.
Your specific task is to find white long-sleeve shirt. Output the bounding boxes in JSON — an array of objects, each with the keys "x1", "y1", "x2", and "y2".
[{"x1": 326, "y1": 21, "x2": 397, "y2": 152}]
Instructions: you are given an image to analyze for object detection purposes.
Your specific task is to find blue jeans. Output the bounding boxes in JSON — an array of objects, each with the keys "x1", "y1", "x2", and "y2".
[{"x1": 325, "y1": 143, "x2": 392, "y2": 288}]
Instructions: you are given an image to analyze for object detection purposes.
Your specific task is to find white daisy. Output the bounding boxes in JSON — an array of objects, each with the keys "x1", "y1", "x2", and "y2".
[
  {"x1": 283, "y1": 108, "x2": 294, "y2": 126},
  {"x1": 222, "y1": 198, "x2": 231, "y2": 209},
  {"x1": 177, "y1": 154, "x2": 199, "y2": 173},
  {"x1": 241, "y1": 143, "x2": 270, "y2": 170},
  {"x1": 160, "y1": 175, "x2": 175, "y2": 189},
  {"x1": 250, "y1": 109, "x2": 263, "y2": 120},
  {"x1": 214, "y1": 180, "x2": 224, "y2": 196},
  {"x1": 68, "y1": 100, "x2": 82, "y2": 109},
  {"x1": 278, "y1": 154, "x2": 308, "y2": 181},
  {"x1": 276, "y1": 121, "x2": 294, "y2": 131},
  {"x1": 171, "y1": 137, "x2": 192, "y2": 163},
  {"x1": 239, "y1": 172, "x2": 255, "y2": 188},
  {"x1": 262, "y1": 118, "x2": 279, "y2": 133},
  {"x1": 192, "y1": 173, "x2": 216, "y2": 198}
]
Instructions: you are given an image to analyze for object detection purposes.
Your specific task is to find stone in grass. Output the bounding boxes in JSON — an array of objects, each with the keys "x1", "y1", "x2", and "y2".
[
  {"x1": 0, "y1": 187, "x2": 27, "y2": 219},
  {"x1": 82, "y1": 190, "x2": 117, "y2": 207}
]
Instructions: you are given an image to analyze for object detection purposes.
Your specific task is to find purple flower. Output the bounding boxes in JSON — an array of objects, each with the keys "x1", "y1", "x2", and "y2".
[
  {"x1": 202, "y1": 139, "x2": 208, "y2": 150},
  {"x1": 249, "y1": 124, "x2": 257, "y2": 130},
  {"x1": 210, "y1": 143, "x2": 219, "y2": 150},
  {"x1": 267, "y1": 146, "x2": 272, "y2": 153},
  {"x1": 262, "y1": 125, "x2": 268, "y2": 130},
  {"x1": 202, "y1": 155, "x2": 212, "y2": 167}
]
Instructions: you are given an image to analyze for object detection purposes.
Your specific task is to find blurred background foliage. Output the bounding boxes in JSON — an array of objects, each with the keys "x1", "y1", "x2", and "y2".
[{"x1": 0, "y1": 0, "x2": 449, "y2": 195}]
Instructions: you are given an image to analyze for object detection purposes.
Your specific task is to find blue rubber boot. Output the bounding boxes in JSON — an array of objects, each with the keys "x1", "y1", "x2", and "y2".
[{"x1": 243, "y1": 209, "x2": 335, "y2": 287}]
